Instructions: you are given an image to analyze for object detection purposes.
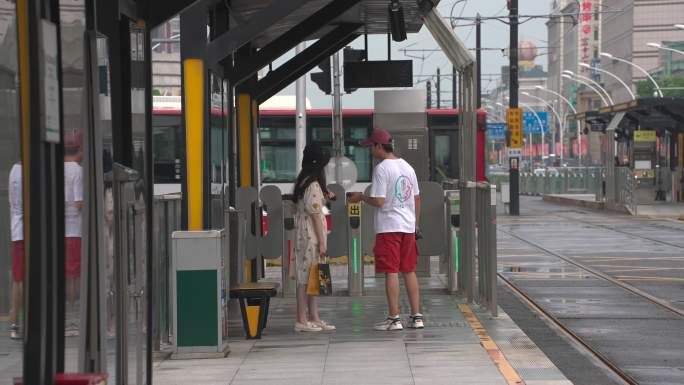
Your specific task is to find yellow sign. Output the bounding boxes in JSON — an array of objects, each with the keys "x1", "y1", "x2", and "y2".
[
  {"x1": 507, "y1": 108, "x2": 523, "y2": 148},
  {"x1": 348, "y1": 203, "x2": 361, "y2": 217},
  {"x1": 634, "y1": 130, "x2": 656, "y2": 142}
]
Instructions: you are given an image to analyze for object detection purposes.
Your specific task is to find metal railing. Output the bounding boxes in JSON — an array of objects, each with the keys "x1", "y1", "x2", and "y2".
[
  {"x1": 617, "y1": 167, "x2": 637, "y2": 215},
  {"x1": 520, "y1": 167, "x2": 604, "y2": 196},
  {"x1": 151, "y1": 194, "x2": 182, "y2": 352}
]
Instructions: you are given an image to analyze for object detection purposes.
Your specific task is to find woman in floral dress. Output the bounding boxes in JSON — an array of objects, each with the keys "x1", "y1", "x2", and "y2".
[{"x1": 292, "y1": 144, "x2": 336, "y2": 332}]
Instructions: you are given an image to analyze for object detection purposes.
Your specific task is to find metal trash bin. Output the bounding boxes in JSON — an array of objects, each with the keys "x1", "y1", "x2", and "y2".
[{"x1": 171, "y1": 230, "x2": 229, "y2": 358}]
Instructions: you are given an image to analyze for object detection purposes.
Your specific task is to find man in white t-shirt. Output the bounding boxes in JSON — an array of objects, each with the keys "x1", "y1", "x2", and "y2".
[
  {"x1": 64, "y1": 138, "x2": 84, "y2": 314},
  {"x1": 349, "y1": 128, "x2": 423, "y2": 331},
  {"x1": 8, "y1": 161, "x2": 24, "y2": 339}
]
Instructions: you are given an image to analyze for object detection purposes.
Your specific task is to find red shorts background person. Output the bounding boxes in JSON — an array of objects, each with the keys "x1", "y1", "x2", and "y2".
[
  {"x1": 8, "y1": 161, "x2": 23, "y2": 339},
  {"x1": 11, "y1": 240, "x2": 24, "y2": 283},
  {"x1": 65, "y1": 237, "x2": 82, "y2": 279},
  {"x1": 64, "y1": 132, "x2": 84, "y2": 334}
]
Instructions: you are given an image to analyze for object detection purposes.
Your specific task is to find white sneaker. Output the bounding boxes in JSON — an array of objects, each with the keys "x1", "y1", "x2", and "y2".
[
  {"x1": 294, "y1": 321, "x2": 322, "y2": 332},
  {"x1": 374, "y1": 317, "x2": 403, "y2": 331},
  {"x1": 311, "y1": 320, "x2": 336, "y2": 331},
  {"x1": 407, "y1": 313, "x2": 424, "y2": 329}
]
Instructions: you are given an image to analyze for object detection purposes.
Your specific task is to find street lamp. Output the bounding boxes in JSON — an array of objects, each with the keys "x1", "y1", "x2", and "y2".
[
  {"x1": 600, "y1": 52, "x2": 664, "y2": 97},
  {"x1": 522, "y1": 91, "x2": 565, "y2": 164},
  {"x1": 535, "y1": 85, "x2": 578, "y2": 114},
  {"x1": 152, "y1": 33, "x2": 181, "y2": 51},
  {"x1": 647, "y1": 42, "x2": 684, "y2": 56},
  {"x1": 485, "y1": 104, "x2": 506, "y2": 122},
  {"x1": 579, "y1": 62, "x2": 635, "y2": 100},
  {"x1": 562, "y1": 72, "x2": 613, "y2": 106},
  {"x1": 538, "y1": 83, "x2": 583, "y2": 165}
]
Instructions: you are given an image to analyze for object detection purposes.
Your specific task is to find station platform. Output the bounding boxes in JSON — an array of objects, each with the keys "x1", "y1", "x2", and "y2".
[
  {"x1": 153, "y1": 272, "x2": 571, "y2": 385},
  {"x1": 543, "y1": 193, "x2": 684, "y2": 218}
]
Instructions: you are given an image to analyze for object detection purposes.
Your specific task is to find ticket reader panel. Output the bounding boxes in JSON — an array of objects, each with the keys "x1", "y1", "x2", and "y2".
[
  {"x1": 348, "y1": 202, "x2": 363, "y2": 296},
  {"x1": 445, "y1": 190, "x2": 460, "y2": 293},
  {"x1": 281, "y1": 199, "x2": 296, "y2": 297}
]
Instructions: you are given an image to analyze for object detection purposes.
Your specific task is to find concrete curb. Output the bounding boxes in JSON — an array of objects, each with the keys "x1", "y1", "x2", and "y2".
[{"x1": 542, "y1": 194, "x2": 605, "y2": 210}]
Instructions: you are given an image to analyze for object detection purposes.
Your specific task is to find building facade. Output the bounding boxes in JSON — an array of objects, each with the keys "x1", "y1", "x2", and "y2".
[
  {"x1": 601, "y1": 0, "x2": 684, "y2": 103},
  {"x1": 548, "y1": 0, "x2": 604, "y2": 164}
]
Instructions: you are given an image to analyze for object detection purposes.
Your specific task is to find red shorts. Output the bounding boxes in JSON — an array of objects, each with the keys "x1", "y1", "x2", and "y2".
[
  {"x1": 374, "y1": 232, "x2": 418, "y2": 274},
  {"x1": 65, "y1": 237, "x2": 82, "y2": 279},
  {"x1": 12, "y1": 240, "x2": 25, "y2": 283}
]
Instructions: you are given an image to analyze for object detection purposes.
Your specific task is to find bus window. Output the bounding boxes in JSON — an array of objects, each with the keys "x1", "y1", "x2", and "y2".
[
  {"x1": 311, "y1": 126, "x2": 332, "y2": 141},
  {"x1": 346, "y1": 145, "x2": 371, "y2": 182},
  {"x1": 261, "y1": 146, "x2": 296, "y2": 182},
  {"x1": 260, "y1": 124, "x2": 296, "y2": 182}
]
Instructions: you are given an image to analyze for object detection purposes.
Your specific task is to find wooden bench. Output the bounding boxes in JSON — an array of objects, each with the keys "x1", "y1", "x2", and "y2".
[{"x1": 230, "y1": 282, "x2": 279, "y2": 339}]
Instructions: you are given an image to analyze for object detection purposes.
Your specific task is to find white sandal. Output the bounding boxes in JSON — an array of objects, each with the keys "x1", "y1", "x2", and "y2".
[
  {"x1": 294, "y1": 321, "x2": 322, "y2": 332},
  {"x1": 311, "y1": 320, "x2": 336, "y2": 331}
]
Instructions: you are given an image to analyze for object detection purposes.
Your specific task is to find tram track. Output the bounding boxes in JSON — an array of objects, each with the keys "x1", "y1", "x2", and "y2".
[
  {"x1": 553, "y1": 211, "x2": 684, "y2": 250},
  {"x1": 498, "y1": 221, "x2": 684, "y2": 385},
  {"x1": 498, "y1": 274, "x2": 637, "y2": 385},
  {"x1": 499, "y1": 227, "x2": 684, "y2": 320}
]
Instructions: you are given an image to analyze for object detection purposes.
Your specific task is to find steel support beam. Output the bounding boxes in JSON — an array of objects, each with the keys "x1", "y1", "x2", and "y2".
[
  {"x1": 119, "y1": 0, "x2": 140, "y2": 20},
  {"x1": 206, "y1": 0, "x2": 314, "y2": 65},
  {"x1": 254, "y1": 24, "x2": 361, "y2": 104},
  {"x1": 228, "y1": 0, "x2": 362, "y2": 84},
  {"x1": 147, "y1": 0, "x2": 202, "y2": 28}
]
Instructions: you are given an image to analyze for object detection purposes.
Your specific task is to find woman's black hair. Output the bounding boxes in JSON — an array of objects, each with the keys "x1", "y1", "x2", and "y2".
[{"x1": 293, "y1": 144, "x2": 331, "y2": 203}]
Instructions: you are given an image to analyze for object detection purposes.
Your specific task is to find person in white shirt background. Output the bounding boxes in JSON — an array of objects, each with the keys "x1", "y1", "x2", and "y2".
[
  {"x1": 348, "y1": 128, "x2": 424, "y2": 331},
  {"x1": 64, "y1": 133, "x2": 84, "y2": 334},
  {"x1": 8, "y1": 160, "x2": 23, "y2": 340}
]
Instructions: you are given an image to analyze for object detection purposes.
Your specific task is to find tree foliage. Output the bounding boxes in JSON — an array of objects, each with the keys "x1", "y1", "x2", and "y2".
[{"x1": 636, "y1": 75, "x2": 684, "y2": 98}]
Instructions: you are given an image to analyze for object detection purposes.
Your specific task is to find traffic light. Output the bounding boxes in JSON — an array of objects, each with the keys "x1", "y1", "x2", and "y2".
[
  {"x1": 310, "y1": 58, "x2": 331, "y2": 95},
  {"x1": 343, "y1": 47, "x2": 366, "y2": 94}
]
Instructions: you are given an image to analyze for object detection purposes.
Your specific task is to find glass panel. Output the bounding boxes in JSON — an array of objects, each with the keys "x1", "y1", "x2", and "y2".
[
  {"x1": 97, "y1": 35, "x2": 117, "y2": 383},
  {"x1": 433, "y1": 134, "x2": 455, "y2": 182},
  {"x1": 58, "y1": 0, "x2": 87, "y2": 372},
  {"x1": 209, "y1": 73, "x2": 225, "y2": 228},
  {"x1": 127, "y1": 22, "x2": 148, "y2": 385},
  {"x1": 0, "y1": 0, "x2": 23, "y2": 381}
]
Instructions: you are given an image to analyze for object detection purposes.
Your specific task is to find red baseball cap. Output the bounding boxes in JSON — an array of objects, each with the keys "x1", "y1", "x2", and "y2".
[{"x1": 360, "y1": 129, "x2": 392, "y2": 147}]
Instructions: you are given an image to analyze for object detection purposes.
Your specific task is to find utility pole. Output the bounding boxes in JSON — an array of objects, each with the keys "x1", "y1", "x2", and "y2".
[
  {"x1": 427, "y1": 80, "x2": 432, "y2": 109},
  {"x1": 509, "y1": 0, "x2": 520, "y2": 215},
  {"x1": 332, "y1": 51, "x2": 343, "y2": 184},
  {"x1": 476, "y1": 14, "x2": 482, "y2": 109},
  {"x1": 295, "y1": 42, "x2": 306, "y2": 174},
  {"x1": 436, "y1": 68, "x2": 441, "y2": 109}
]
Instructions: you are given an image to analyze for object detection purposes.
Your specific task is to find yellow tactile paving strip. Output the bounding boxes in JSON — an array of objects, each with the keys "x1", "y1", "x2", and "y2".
[{"x1": 459, "y1": 303, "x2": 526, "y2": 385}]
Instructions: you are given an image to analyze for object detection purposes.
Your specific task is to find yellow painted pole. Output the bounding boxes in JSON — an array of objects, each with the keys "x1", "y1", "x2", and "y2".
[
  {"x1": 16, "y1": 0, "x2": 31, "y2": 295},
  {"x1": 183, "y1": 58, "x2": 204, "y2": 230},
  {"x1": 238, "y1": 93, "x2": 252, "y2": 187}
]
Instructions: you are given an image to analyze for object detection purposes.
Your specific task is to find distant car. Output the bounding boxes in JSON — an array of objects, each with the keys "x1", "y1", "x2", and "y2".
[{"x1": 533, "y1": 168, "x2": 560, "y2": 177}]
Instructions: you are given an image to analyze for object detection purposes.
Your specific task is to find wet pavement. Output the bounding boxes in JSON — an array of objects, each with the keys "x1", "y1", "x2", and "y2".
[
  {"x1": 153, "y1": 270, "x2": 571, "y2": 385},
  {"x1": 499, "y1": 197, "x2": 684, "y2": 385}
]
